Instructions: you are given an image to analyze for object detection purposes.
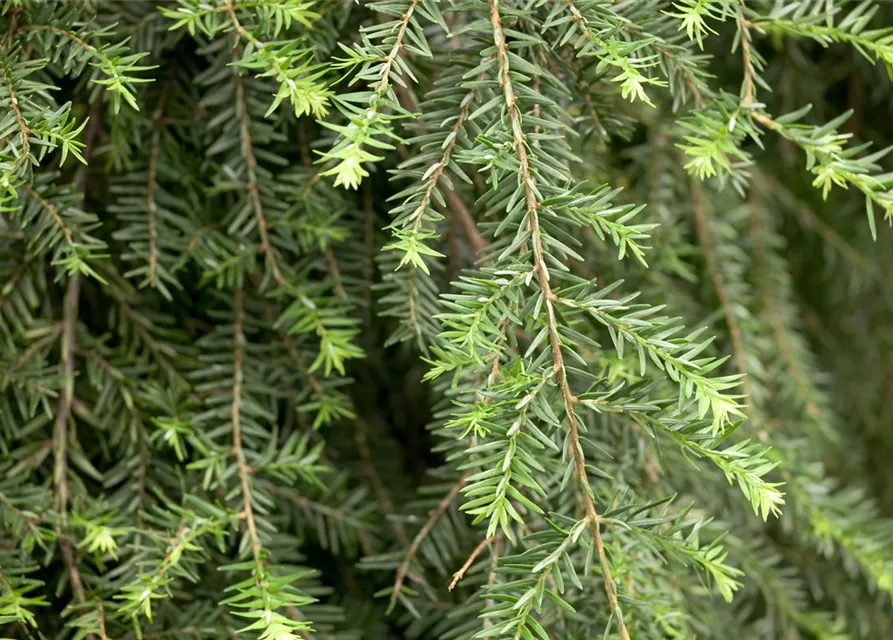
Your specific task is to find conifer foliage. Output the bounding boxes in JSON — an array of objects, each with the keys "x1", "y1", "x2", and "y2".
[{"x1": 3, "y1": 0, "x2": 893, "y2": 638}]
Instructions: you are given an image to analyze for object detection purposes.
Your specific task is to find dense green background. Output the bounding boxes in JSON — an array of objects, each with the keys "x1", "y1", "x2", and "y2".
[{"x1": 2, "y1": 1, "x2": 893, "y2": 639}]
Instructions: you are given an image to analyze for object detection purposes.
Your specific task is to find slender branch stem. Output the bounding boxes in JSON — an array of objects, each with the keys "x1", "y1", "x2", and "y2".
[
  {"x1": 391, "y1": 68, "x2": 487, "y2": 257},
  {"x1": 21, "y1": 185, "x2": 74, "y2": 245},
  {"x1": 748, "y1": 202, "x2": 822, "y2": 421},
  {"x1": 231, "y1": 288, "x2": 261, "y2": 559},
  {"x1": 269, "y1": 485, "x2": 372, "y2": 530},
  {"x1": 2, "y1": 64, "x2": 31, "y2": 178},
  {"x1": 488, "y1": 2, "x2": 629, "y2": 637},
  {"x1": 53, "y1": 107, "x2": 100, "y2": 640},
  {"x1": 374, "y1": 1, "x2": 419, "y2": 98},
  {"x1": 325, "y1": 244, "x2": 347, "y2": 298},
  {"x1": 24, "y1": 25, "x2": 94, "y2": 52},
  {"x1": 145, "y1": 82, "x2": 171, "y2": 287},
  {"x1": 364, "y1": 180, "x2": 375, "y2": 308},
  {"x1": 53, "y1": 236, "x2": 95, "y2": 640},
  {"x1": 755, "y1": 172, "x2": 872, "y2": 274},
  {"x1": 276, "y1": 310, "x2": 409, "y2": 546},
  {"x1": 765, "y1": 293, "x2": 821, "y2": 419},
  {"x1": 406, "y1": 87, "x2": 474, "y2": 234},
  {"x1": 565, "y1": 0, "x2": 706, "y2": 108},
  {"x1": 449, "y1": 533, "x2": 501, "y2": 591},
  {"x1": 389, "y1": 471, "x2": 470, "y2": 612},
  {"x1": 1, "y1": 9, "x2": 17, "y2": 51},
  {"x1": 0, "y1": 262, "x2": 29, "y2": 318},
  {"x1": 231, "y1": 41, "x2": 286, "y2": 288},
  {"x1": 440, "y1": 178, "x2": 487, "y2": 255},
  {"x1": 97, "y1": 599, "x2": 109, "y2": 640},
  {"x1": 737, "y1": 6, "x2": 755, "y2": 106}
]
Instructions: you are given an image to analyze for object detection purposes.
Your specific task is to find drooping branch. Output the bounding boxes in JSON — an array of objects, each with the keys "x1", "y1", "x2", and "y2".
[
  {"x1": 488, "y1": 2, "x2": 630, "y2": 637},
  {"x1": 231, "y1": 288, "x2": 260, "y2": 557},
  {"x1": 448, "y1": 532, "x2": 501, "y2": 591},
  {"x1": 232, "y1": 44, "x2": 286, "y2": 288},
  {"x1": 144, "y1": 81, "x2": 170, "y2": 288},
  {"x1": 52, "y1": 105, "x2": 101, "y2": 640}
]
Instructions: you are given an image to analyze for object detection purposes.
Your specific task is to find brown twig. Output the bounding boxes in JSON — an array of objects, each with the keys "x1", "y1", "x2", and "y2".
[
  {"x1": 737, "y1": 6, "x2": 755, "y2": 107},
  {"x1": 1, "y1": 9, "x2": 18, "y2": 52},
  {"x1": 23, "y1": 24, "x2": 93, "y2": 51},
  {"x1": 448, "y1": 532, "x2": 501, "y2": 591},
  {"x1": 488, "y1": 2, "x2": 629, "y2": 637},
  {"x1": 389, "y1": 471, "x2": 471, "y2": 612},
  {"x1": 20, "y1": 185, "x2": 74, "y2": 246},
  {"x1": 229, "y1": 33, "x2": 286, "y2": 288},
  {"x1": 391, "y1": 62, "x2": 488, "y2": 259},
  {"x1": 231, "y1": 289, "x2": 261, "y2": 558},
  {"x1": 565, "y1": 0, "x2": 705, "y2": 109},
  {"x1": 440, "y1": 180, "x2": 487, "y2": 256},
  {"x1": 0, "y1": 261, "x2": 29, "y2": 316},
  {"x1": 364, "y1": 180, "x2": 375, "y2": 308},
  {"x1": 298, "y1": 121, "x2": 312, "y2": 168},
  {"x1": 374, "y1": 1, "x2": 420, "y2": 98},
  {"x1": 97, "y1": 598, "x2": 109, "y2": 640},
  {"x1": 2, "y1": 63, "x2": 31, "y2": 178},
  {"x1": 447, "y1": 206, "x2": 458, "y2": 280},
  {"x1": 269, "y1": 483, "x2": 375, "y2": 555},
  {"x1": 481, "y1": 536, "x2": 502, "y2": 630},
  {"x1": 53, "y1": 105, "x2": 101, "y2": 640},
  {"x1": 325, "y1": 244, "x2": 347, "y2": 298},
  {"x1": 13, "y1": 323, "x2": 62, "y2": 368},
  {"x1": 755, "y1": 173, "x2": 872, "y2": 274},
  {"x1": 405, "y1": 85, "x2": 475, "y2": 237},
  {"x1": 275, "y1": 313, "x2": 408, "y2": 546},
  {"x1": 232, "y1": 288, "x2": 315, "y2": 631}
]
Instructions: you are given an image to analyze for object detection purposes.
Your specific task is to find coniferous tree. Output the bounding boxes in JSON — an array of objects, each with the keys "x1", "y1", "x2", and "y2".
[{"x1": 2, "y1": 1, "x2": 893, "y2": 638}]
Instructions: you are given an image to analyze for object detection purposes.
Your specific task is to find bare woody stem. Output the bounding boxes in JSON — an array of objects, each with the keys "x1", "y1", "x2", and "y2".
[
  {"x1": 234, "y1": 289, "x2": 315, "y2": 632},
  {"x1": 231, "y1": 43, "x2": 286, "y2": 288},
  {"x1": 2, "y1": 64, "x2": 31, "y2": 178},
  {"x1": 53, "y1": 106, "x2": 101, "y2": 640},
  {"x1": 391, "y1": 60, "x2": 488, "y2": 257},
  {"x1": 735, "y1": 6, "x2": 778, "y2": 131},
  {"x1": 375, "y1": 1, "x2": 419, "y2": 99},
  {"x1": 276, "y1": 299, "x2": 408, "y2": 546},
  {"x1": 97, "y1": 599, "x2": 109, "y2": 640},
  {"x1": 145, "y1": 82, "x2": 171, "y2": 287},
  {"x1": 737, "y1": 6, "x2": 755, "y2": 106},
  {"x1": 406, "y1": 84, "x2": 476, "y2": 234},
  {"x1": 488, "y1": 2, "x2": 630, "y2": 638},
  {"x1": 231, "y1": 288, "x2": 262, "y2": 560},
  {"x1": 482, "y1": 537, "x2": 502, "y2": 631},
  {"x1": 21, "y1": 184, "x2": 77, "y2": 245},
  {"x1": 225, "y1": 0, "x2": 300, "y2": 94},
  {"x1": 449, "y1": 532, "x2": 501, "y2": 591},
  {"x1": 441, "y1": 182, "x2": 488, "y2": 256},
  {"x1": 389, "y1": 470, "x2": 471, "y2": 612},
  {"x1": 54, "y1": 271, "x2": 80, "y2": 517},
  {"x1": 564, "y1": 0, "x2": 706, "y2": 109}
]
